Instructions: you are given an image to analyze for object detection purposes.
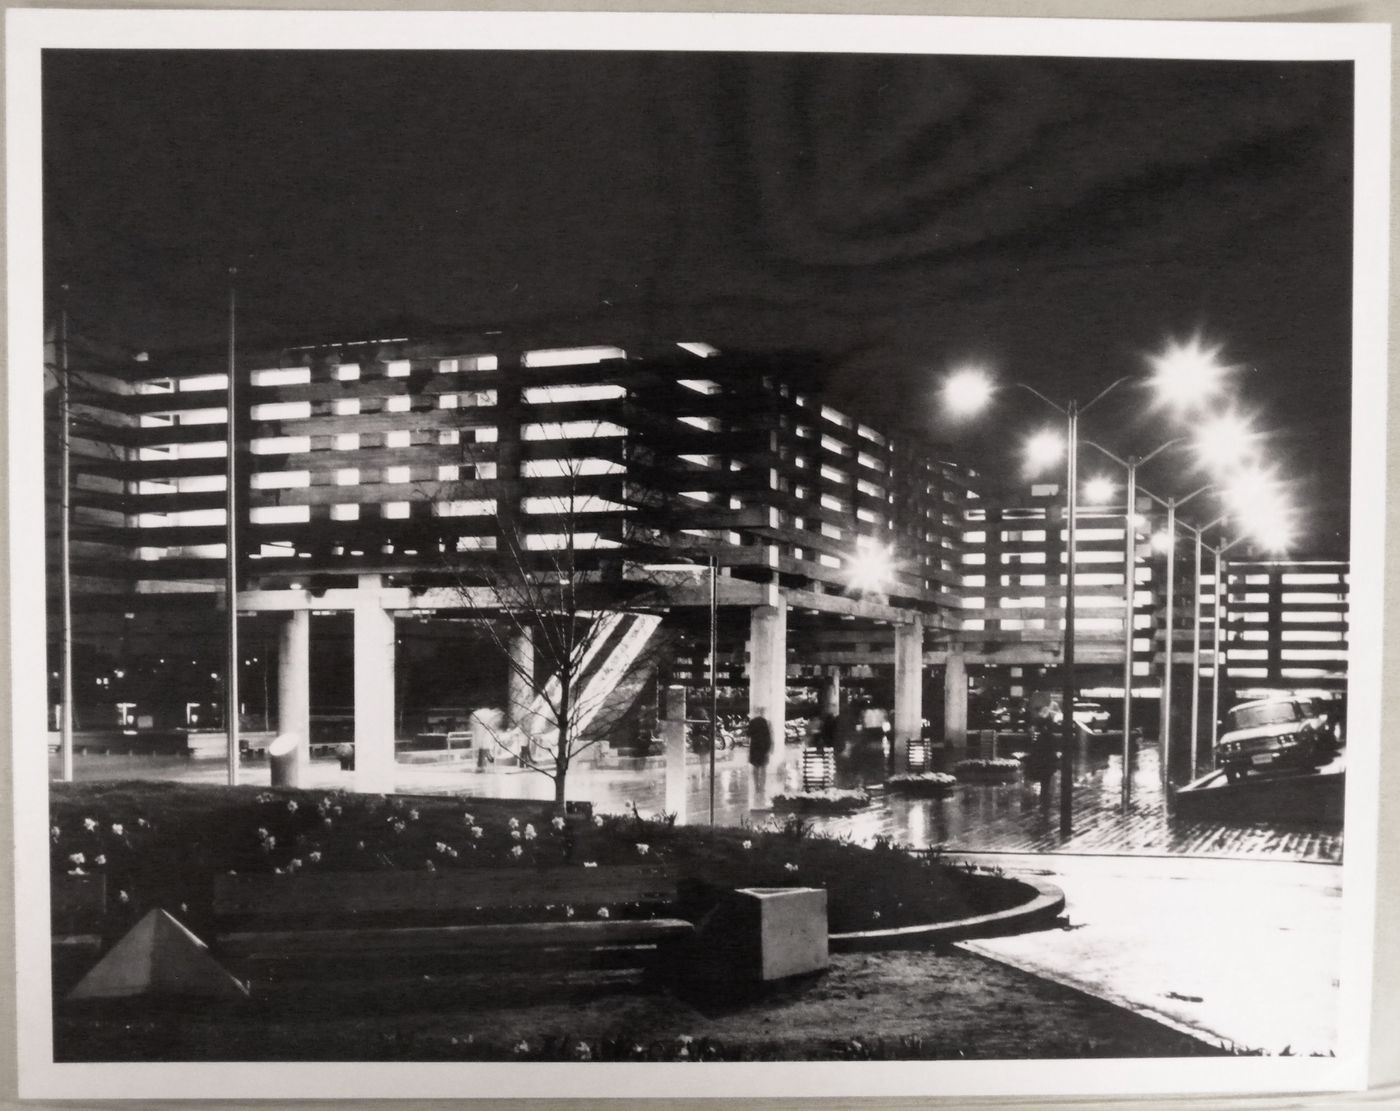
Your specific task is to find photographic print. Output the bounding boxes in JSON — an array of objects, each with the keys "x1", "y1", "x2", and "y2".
[{"x1": 8, "y1": 9, "x2": 1389, "y2": 1101}]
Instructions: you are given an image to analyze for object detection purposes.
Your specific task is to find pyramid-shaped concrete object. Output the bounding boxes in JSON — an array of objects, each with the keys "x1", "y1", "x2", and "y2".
[{"x1": 67, "y1": 909, "x2": 249, "y2": 1002}]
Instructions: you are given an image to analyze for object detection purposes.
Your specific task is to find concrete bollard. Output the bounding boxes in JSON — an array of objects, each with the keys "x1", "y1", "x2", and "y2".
[{"x1": 268, "y1": 732, "x2": 302, "y2": 788}]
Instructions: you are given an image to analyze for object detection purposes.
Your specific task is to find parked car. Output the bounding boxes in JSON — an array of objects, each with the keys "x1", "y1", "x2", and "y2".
[{"x1": 1216, "y1": 697, "x2": 1338, "y2": 780}]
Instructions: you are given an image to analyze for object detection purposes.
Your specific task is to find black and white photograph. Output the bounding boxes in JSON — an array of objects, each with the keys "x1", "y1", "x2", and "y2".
[{"x1": 7, "y1": 8, "x2": 1391, "y2": 1102}]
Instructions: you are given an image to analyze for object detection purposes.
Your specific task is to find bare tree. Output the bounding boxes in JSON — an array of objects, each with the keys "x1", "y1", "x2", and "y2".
[{"x1": 434, "y1": 406, "x2": 677, "y2": 806}]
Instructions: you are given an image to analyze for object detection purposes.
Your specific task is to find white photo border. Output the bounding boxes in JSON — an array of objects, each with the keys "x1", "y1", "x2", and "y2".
[{"x1": 6, "y1": 8, "x2": 1390, "y2": 1101}]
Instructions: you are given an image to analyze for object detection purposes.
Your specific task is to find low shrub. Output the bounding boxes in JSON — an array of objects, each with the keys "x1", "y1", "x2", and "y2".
[
  {"x1": 770, "y1": 788, "x2": 871, "y2": 815},
  {"x1": 886, "y1": 772, "x2": 959, "y2": 797},
  {"x1": 952, "y1": 758, "x2": 1023, "y2": 782}
]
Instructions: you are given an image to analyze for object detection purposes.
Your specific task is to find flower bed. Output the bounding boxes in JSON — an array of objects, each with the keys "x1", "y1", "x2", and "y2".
[
  {"x1": 769, "y1": 787, "x2": 871, "y2": 815},
  {"x1": 50, "y1": 782, "x2": 1027, "y2": 937},
  {"x1": 885, "y1": 772, "x2": 959, "y2": 797},
  {"x1": 952, "y1": 757, "x2": 1024, "y2": 783}
]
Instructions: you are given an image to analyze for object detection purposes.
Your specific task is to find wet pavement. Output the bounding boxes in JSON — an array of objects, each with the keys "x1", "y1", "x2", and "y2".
[{"x1": 47, "y1": 738, "x2": 1346, "y2": 1055}]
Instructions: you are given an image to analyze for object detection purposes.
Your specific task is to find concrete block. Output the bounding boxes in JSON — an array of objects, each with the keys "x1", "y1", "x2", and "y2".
[{"x1": 695, "y1": 886, "x2": 828, "y2": 982}]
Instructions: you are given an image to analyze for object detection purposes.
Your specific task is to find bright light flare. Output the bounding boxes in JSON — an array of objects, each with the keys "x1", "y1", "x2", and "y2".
[
  {"x1": 1024, "y1": 428, "x2": 1065, "y2": 473},
  {"x1": 848, "y1": 539, "x2": 896, "y2": 594},
  {"x1": 1083, "y1": 476, "x2": 1116, "y2": 504},
  {"x1": 943, "y1": 368, "x2": 994, "y2": 417},
  {"x1": 1195, "y1": 411, "x2": 1258, "y2": 474},
  {"x1": 1149, "y1": 335, "x2": 1230, "y2": 410},
  {"x1": 1224, "y1": 466, "x2": 1295, "y2": 552},
  {"x1": 1151, "y1": 530, "x2": 1174, "y2": 554}
]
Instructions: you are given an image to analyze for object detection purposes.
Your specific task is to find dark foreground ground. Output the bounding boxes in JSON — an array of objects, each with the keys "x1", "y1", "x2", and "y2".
[{"x1": 57, "y1": 948, "x2": 1228, "y2": 1062}]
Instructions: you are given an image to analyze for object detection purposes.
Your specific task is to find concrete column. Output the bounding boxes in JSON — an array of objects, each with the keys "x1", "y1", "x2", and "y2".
[
  {"x1": 892, "y1": 619, "x2": 924, "y2": 770},
  {"x1": 943, "y1": 644, "x2": 968, "y2": 748},
  {"x1": 662, "y1": 684, "x2": 688, "y2": 823},
  {"x1": 507, "y1": 628, "x2": 535, "y2": 732},
  {"x1": 277, "y1": 609, "x2": 311, "y2": 782},
  {"x1": 821, "y1": 669, "x2": 841, "y2": 718},
  {"x1": 748, "y1": 598, "x2": 788, "y2": 778},
  {"x1": 354, "y1": 574, "x2": 397, "y2": 793}
]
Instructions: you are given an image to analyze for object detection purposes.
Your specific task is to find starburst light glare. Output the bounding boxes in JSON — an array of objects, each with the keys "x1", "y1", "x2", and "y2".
[
  {"x1": 1083, "y1": 476, "x2": 1116, "y2": 504},
  {"x1": 848, "y1": 539, "x2": 895, "y2": 594},
  {"x1": 1149, "y1": 335, "x2": 1229, "y2": 410},
  {"x1": 1195, "y1": 411, "x2": 1257, "y2": 474},
  {"x1": 943, "y1": 368, "x2": 994, "y2": 417},
  {"x1": 1024, "y1": 428, "x2": 1065, "y2": 472}
]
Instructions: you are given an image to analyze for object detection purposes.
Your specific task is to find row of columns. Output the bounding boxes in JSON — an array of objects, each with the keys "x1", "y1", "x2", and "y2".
[{"x1": 268, "y1": 576, "x2": 970, "y2": 796}]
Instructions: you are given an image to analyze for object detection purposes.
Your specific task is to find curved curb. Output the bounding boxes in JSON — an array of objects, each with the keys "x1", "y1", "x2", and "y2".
[{"x1": 829, "y1": 877, "x2": 1065, "y2": 952}]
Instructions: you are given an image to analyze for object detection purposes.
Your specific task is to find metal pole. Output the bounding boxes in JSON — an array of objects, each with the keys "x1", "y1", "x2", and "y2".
[
  {"x1": 708, "y1": 554, "x2": 718, "y2": 827},
  {"x1": 1060, "y1": 403, "x2": 1077, "y2": 838},
  {"x1": 1120, "y1": 458, "x2": 1136, "y2": 813},
  {"x1": 1211, "y1": 546, "x2": 1225, "y2": 759},
  {"x1": 1189, "y1": 529, "x2": 1203, "y2": 779},
  {"x1": 225, "y1": 271, "x2": 240, "y2": 787},
  {"x1": 1159, "y1": 498, "x2": 1175, "y2": 808},
  {"x1": 59, "y1": 288, "x2": 75, "y2": 782}
]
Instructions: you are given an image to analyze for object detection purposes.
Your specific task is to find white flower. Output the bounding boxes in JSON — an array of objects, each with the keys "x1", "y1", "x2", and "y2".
[
  {"x1": 872, "y1": 910, "x2": 881, "y2": 920},
  {"x1": 583, "y1": 861, "x2": 598, "y2": 869},
  {"x1": 323, "y1": 818, "x2": 333, "y2": 828},
  {"x1": 435, "y1": 841, "x2": 449, "y2": 854},
  {"x1": 572, "y1": 1041, "x2": 592, "y2": 1060},
  {"x1": 513, "y1": 1040, "x2": 529, "y2": 1055},
  {"x1": 511, "y1": 830, "x2": 522, "y2": 841},
  {"x1": 524, "y1": 827, "x2": 537, "y2": 842},
  {"x1": 68, "y1": 867, "x2": 85, "y2": 875},
  {"x1": 636, "y1": 843, "x2": 650, "y2": 856},
  {"x1": 741, "y1": 840, "x2": 753, "y2": 850},
  {"x1": 83, "y1": 818, "x2": 97, "y2": 832},
  {"x1": 265, "y1": 835, "x2": 276, "y2": 849},
  {"x1": 424, "y1": 860, "x2": 436, "y2": 872},
  {"x1": 784, "y1": 862, "x2": 798, "y2": 872},
  {"x1": 462, "y1": 813, "x2": 474, "y2": 826},
  {"x1": 356, "y1": 840, "x2": 366, "y2": 851},
  {"x1": 288, "y1": 858, "x2": 302, "y2": 872},
  {"x1": 93, "y1": 854, "x2": 106, "y2": 866},
  {"x1": 593, "y1": 815, "x2": 604, "y2": 827},
  {"x1": 509, "y1": 845, "x2": 523, "y2": 858},
  {"x1": 137, "y1": 818, "x2": 150, "y2": 829},
  {"x1": 597, "y1": 907, "x2": 610, "y2": 919},
  {"x1": 447, "y1": 847, "x2": 458, "y2": 858},
  {"x1": 50, "y1": 826, "x2": 60, "y2": 843},
  {"x1": 180, "y1": 902, "x2": 188, "y2": 915},
  {"x1": 308, "y1": 851, "x2": 322, "y2": 863},
  {"x1": 286, "y1": 801, "x2": 298, "y2": 813},
  {"x1": 117, "y1": 890, "x2": 129, "y2": 904},
  {"x1": 68, "y1": 852, "x2": 85, "y2": 865},
  {"x1": 508, "y1": 817, "x2": 520, "y2": 831},
  {"x1": 550, "y1": 816, "x2": 566, "y2": 831},
  {"x1": 273, "y1": 866, "x2": 284, "y2": 874},
  {"x1": 565, "y1": 906, "x2": 576, "y2": 918},
  {"x1": 110, "y1": 823, "x2": 124, "y2": 837},
  {"x1": 408, "y1": 809, "x2": 419, "y2": 821},
  {"x1": 332, "y1": 805, "x2": 343, "y2": 816},
  {"x1": 470, "y1": 826, "x2": 483, "y2": 839},
  {"x1": 256, "y1": 827, "x2": 270, "y2": 841},
  {"x1": 393, "y1": 821, "x2": 407, "y2": 834}
]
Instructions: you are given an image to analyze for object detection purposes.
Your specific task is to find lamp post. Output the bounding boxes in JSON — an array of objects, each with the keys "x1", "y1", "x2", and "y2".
[{"x1": 225, "y1": 270, "x2": 240, "y2": 787}]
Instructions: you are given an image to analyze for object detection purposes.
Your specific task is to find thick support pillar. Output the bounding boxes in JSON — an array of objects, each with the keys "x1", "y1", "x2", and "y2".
[
  {"x1": 662, "y1": 684, "x2": 688, "y2": 823},
  {"x1": 821, "y1": 669, "x2": 841, "y2": 718},
  {"x1": 943, "y1": 645, "x2": 968, "y2": 748},
  {"x1": 353, "y1": 575, "x2": 397, "y2": 793},
  {"x1": 277, "y1": 609, "x2": 311, "y2": 783},
  {"x1": 748, "y1": 599, "x2": 788, "y2": 781},
  {"x1": 507, "y1": 629, "x2": 535, "y2": 732},
  {"x1": 892, "y1": 619, "x2": 924, "y2": 770}
]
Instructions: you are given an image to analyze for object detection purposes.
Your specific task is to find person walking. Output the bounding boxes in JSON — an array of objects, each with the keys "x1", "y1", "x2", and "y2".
[{"x1": 747, "y1": 712, "x2": 773, "y2": 810}]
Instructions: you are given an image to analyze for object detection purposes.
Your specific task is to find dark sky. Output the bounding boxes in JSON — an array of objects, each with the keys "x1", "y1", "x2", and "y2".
[{"x1": 42, "y1": 49, "x2": 1354, "y2": 551}]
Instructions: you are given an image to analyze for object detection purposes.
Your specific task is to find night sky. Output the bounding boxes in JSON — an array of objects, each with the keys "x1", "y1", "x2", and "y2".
[{"x1": 42, "y1": 49, "x2": 1355, "y2": 551}]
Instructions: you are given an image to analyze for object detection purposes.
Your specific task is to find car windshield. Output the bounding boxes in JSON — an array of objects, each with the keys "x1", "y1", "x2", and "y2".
[{"x1": 1228, "y1": 702, "x2": 1302, "y2": 730}]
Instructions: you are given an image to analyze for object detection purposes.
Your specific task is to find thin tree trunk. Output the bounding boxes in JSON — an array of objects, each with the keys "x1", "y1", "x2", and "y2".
[{"x1": 556, "y1": 665, "x2": 572, "y2": 807}]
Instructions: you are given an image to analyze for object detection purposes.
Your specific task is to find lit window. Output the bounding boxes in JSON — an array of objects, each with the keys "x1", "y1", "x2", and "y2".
[
  {"x1": 336, "y1": 468, "x2": 359, "y2": 486},
  {"x1": 434, "y1": 500, "x2": 496, "y2": 517},
  {"x1": 383, "y1": 501, "x2": 411, "y2": 519},
  {"x1": 334, "y1": 399, "x2": 361, "y2": 416},
  {"x1": 386, "y1": 360, "x2": 411, "y2": 378},
  {"x1": 250, "y1": 367, "x2": 311, "y2": 387},
  {"x1": 335, "y1": 433, "x2": 359, "y2": 451},
  {"x1": 439, "y1": 430, "x2": 461, "y2": 445},
  {"x1": 250, "y1": 436, "x2": 311, "y2": 455},
  {"x1": 252, "y1": 401, "x2": 312, "y2": 422},
  {"x1": 251, "y1": 471, "x2": 310, "y2": 490},
  {"x1": 522, "y1": 346, "x2": 625, "y2": 368},
  {"x1": 250, "y1": 505, "x2": 310, "y2": 524},
  {"x1": 439, "y1": 394, "x2": 459, "y2": 409},
  {"x1": 386, "y1": 396, "x2": 411, "y2": 413},
  {"x1": 335, "y1": 364, "x2": 361, "y2": 381},
  {"x1": 331, "y1": 504, "x2": 360, "y2": 521},
  {"x1": 386, "y1": 466, "x2": 410, "y2": 485},
  {"x1": 386, "y1": 431, "x2": 411, "y2": 448},
  {"x1": 475, "y1": 427, "x2": 499, "y2": 443},
  {"x1": 438, "y1": 464, "x2": 460, "y2": 481}
]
